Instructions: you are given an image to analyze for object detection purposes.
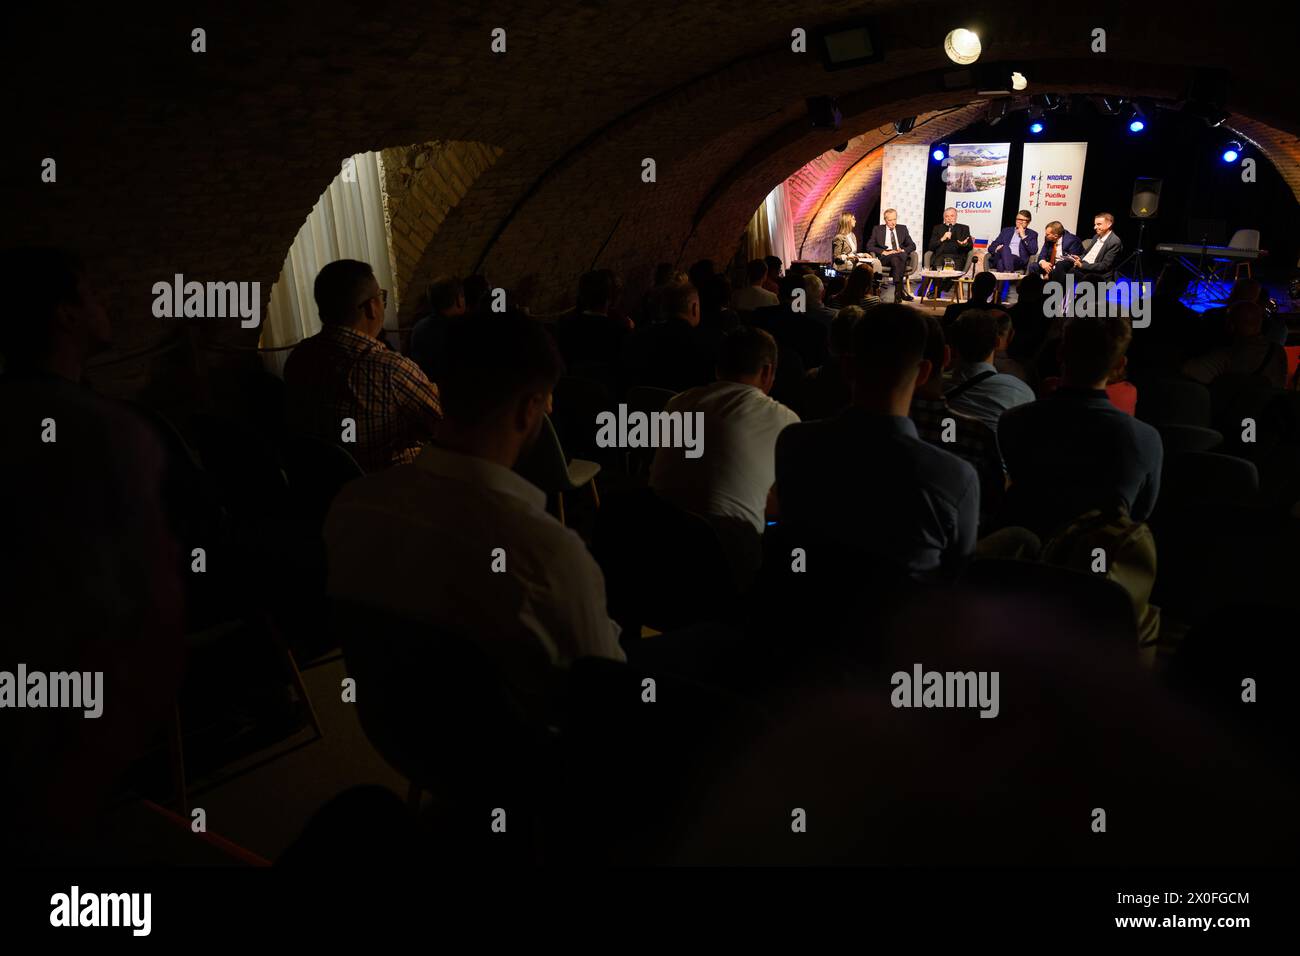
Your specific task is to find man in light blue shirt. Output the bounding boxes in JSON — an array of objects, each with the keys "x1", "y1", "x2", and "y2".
[{"x1": 944, "y1": 309, "x2": 1037, "y2": 432}]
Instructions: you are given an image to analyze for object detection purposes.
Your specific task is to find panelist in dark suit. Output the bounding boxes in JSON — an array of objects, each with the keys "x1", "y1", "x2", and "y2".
[
  {"x1": 989, "y1": 209, "x2": 1039, "y2": 273},
  {"x1": 1032, "y1": 220, "x2": 1085, "y2": 282},
  {"x1": 923, "y1": 206, "x2": 973, "y2": 299},
  {"x1": 865, "y1": 208, "x2": 917, "y2": 301},
  {"x1": 1065, "y1": 212, "x2": 1123, "y2": 283}
]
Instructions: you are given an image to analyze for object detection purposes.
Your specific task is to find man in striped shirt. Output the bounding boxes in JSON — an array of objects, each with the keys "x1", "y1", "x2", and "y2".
[{"x1": 285, "y1": 259, "x2": 442, "y2": 472}]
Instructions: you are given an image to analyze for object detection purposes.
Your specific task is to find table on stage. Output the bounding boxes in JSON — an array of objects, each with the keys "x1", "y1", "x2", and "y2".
[{"x1": 909, "y1": 268, "x2": 971, "y2": 302}]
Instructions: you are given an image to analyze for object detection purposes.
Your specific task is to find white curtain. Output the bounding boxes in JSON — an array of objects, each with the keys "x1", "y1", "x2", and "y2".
[
  {"x1": 261, "y1": 151, "x2": 396, "y2": 377},
  {"x1": 763, "y1": 182, "x2": 798, "y2": 271},
  {"x1": 744, "y1": 181, "x2": 798, "y2": 271}
]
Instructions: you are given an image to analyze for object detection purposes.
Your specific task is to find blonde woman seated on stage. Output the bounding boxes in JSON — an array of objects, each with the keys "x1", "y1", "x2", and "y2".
[{"x1": 831, "y1": 212, "x2": 878, "y2": 274}]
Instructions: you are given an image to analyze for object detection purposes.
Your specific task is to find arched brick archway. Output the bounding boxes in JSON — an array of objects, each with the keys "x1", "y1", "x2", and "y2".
[{"x1": 5, "y1": 2, "x2": 1298, "y2": 397}]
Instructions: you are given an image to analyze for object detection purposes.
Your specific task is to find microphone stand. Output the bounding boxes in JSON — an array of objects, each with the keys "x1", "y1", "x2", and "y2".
[{"x1": 1116, "y1": 220, "x2": 1147, "y2": 285}]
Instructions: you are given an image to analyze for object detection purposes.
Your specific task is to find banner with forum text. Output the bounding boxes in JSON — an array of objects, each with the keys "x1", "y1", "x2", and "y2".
[
  {"x1": 941, "y1": 142, "x2": 1011, "y2": 246},
  {"x1": 1019, "y1": 141, "x2": 1089, "y2": 236}
]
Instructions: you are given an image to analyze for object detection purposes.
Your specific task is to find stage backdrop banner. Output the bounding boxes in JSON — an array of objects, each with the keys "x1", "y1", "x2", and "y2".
[
  {"x1": 1019, "y1": 141, "x2": 1089, "y2": 236},
  {"x1": 942, "y1": 143, "x2": 1011, "y2": 248},
  {"x1": 880, "y1": 144, "x2": 929, "y2": 236}
]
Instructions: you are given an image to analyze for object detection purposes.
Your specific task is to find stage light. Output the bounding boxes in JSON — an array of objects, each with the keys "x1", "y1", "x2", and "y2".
[
  {"x1": 1029, "y1": 121, "x2": 1044, "y2": 134},
  {"x1": 1011, "y1": 71, "x2": 1027, "y2": 91},
  {"x1": 1221, "y1": 141, "x2": 1242, "y2": 163},
  {"x1": 893, "y1": 116, "x2": 917, "y2": 134},
  {"x1": 932, "y1": 147, "x2": 946, "y2": 161},
  {"x1": 1123, "y1": 102, "x2": 1145, "y2": 133},
  {"x1": 943, "y1": 28, "x2": 981, "y2": 65}
]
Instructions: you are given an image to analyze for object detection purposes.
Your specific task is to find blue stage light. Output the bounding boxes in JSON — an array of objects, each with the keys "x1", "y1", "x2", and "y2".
[
  {"x1": 932, "y1": 147, "x2": 945, "y2": 161},
  {"x1": 1221, "y1": 141, "x2": 1242, "y2": 163},
  {"x1": 1029, "y1": 121, "x2": 1044, "y2": 134},
  {"x1": 1129, "y1": 119, "x2": 1145, "y2": 132}
]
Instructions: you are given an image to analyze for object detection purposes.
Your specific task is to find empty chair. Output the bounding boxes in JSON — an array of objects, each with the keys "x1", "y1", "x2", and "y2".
[
  {"x1": 1157, "y1": 423, "x2": 1223, "y2": 455},
  {"x1": 1135, "y1": 378, "x2": 1212, "y2": 427},
  {"x1": 1160, "y1": 451, "x2": 1259, "y2": 509},
  {"x1": 512, "y1": 413, "x2": 600, "y2": 526}
]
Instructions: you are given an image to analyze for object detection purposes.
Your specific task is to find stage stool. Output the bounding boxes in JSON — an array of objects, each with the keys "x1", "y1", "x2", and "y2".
[
  {"x1": 513, "y1": 413, "x2": 601, "y2": 526},
  {"x1": 1226, "y1": 228, "x2": 1261, "y2": 280}
]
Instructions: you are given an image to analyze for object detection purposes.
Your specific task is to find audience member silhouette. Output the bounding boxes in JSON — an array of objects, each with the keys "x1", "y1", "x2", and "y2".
[
  {"x1": 774, "y1": 304, "x2": 979, "y2": 582},
  {"x1": 284, "y1": 259, "x2": 442, "y2": 472}
]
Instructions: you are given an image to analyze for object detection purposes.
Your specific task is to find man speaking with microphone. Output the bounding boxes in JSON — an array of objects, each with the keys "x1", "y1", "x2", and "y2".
[{"x1": 924, "y1": 207, "x2": 972, "y2": 299}]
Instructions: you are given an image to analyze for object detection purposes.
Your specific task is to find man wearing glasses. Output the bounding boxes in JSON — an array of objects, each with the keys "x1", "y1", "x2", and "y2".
[
  {"x1": 284, "y1": 259, "x2": 442, "y2": 472},
  {"x1": 988, "y1": 210, "x2": 1039, "y2": 273}
]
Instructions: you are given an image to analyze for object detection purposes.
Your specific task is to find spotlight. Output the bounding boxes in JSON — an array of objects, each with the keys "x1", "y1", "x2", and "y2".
[
  {"x1": 932, "y1": 147, "x2": 946, "y2": 162},
  {"x1": 1011, "y1": 72, "x2": 1028, "y2": 91},
  {"x1": 893, "y1": 116, "x2": 917, "y2": 134},
  {"x1": 1031, "y1": 93, "x2": 1063, "y2": 112},
  {"x1": 1222, "y1": 141, "x2": 1242, "y2": 163},
  {"x1": 1097, "y1": 96, "x2": 1123, "y2": 116},
  {"x1": 943, "y1": 28, "x2": 981, "y2": 65},
  {"x1": 1123, "y1": 102, "x2": 1145, "y2": 133},
  {"x1": 1029, "y1": 121, "x2": 1045, "y2": 134},
  {"x1": 833, "y1": 142, "x2": 848, "y2": 152},
  {"x1": 986, "y1": 99, "x2": 1009, "y2": 126}
]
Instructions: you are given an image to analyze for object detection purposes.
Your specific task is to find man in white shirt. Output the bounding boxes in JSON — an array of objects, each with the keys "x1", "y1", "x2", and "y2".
[
  {"x1": 1066, "y1": 212, "x2": 1123, "y2": 282},
  {"x1": 325, "y1": 309, "x2": 625, "y2": 696},
  {"x1": 732, "y1": 259, "x2": 780, "y2": 312},
  {"x1": 650, "y1": 326, "x2": 799, "y2": 580}
]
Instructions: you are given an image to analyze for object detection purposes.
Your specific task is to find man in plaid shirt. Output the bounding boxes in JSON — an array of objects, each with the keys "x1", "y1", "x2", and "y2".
[
  {"x1": 284, "y1": 259, "x2": 442, "y2": 472},
  {"x1": 909, "y1": 314, "x2": 1006, "y2": 530}
]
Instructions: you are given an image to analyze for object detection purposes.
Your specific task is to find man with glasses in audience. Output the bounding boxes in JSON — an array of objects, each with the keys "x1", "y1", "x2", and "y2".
[{"x1": 284, "y1": 259, "x2": 442, "y2": 471}]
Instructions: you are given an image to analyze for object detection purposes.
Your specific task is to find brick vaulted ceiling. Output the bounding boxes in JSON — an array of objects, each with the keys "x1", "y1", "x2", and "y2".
[{"x1": 5, "y1": 1, "x2": 1300, "y2": 395}]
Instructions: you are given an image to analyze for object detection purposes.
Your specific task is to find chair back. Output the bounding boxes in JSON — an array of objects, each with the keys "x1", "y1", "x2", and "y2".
[
  {"x1": 1228, "y1": 229, "x2": 1261, "y2": 251},
  {"x1": 593, "y1": 488, "x2": 738, "y2": 632},
  {"x1": 961, "y1": 558, "x2": 1137, "y2": 645},
  {"x1": 552, "y1": 376, "x2": 614, "y2": 462},
  {"x1": 279, "y1": 430, "x2": 365, "y2": 530},
  {"x1": 1160, "y1": 451, "x2": 1259, "y2": 509},
  {"x1": 513, "y1": 414, "x2": 574, "y2": 494},
  {"x1": 335, "y1": 600, "x2": 551, "y2": 800},
  {"x1": 1135, "y1": 378, "x2": 1212, "y2": 427},
  {"x1": 1156, "y1": 423, "x2": 1223, "y2": 455}
]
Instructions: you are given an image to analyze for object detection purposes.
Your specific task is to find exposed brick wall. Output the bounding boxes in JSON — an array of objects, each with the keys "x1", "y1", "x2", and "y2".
[
  {"x1": 380, "y1": 141, "x2": 504, "y2": 323},
  {"x1": 4, "y1": 3, "x2": 1298, "y2": 400},
  {"x1": 787, "y1": 104, "x2": 988, "y2": 264}
]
